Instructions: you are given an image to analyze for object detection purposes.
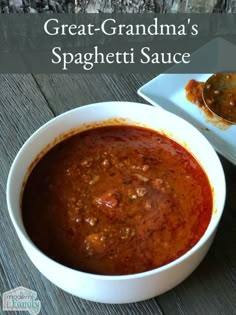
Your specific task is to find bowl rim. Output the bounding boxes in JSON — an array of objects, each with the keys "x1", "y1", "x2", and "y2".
[{"x1": 6, "y1": 101, "x2": 226, "y2": 281}]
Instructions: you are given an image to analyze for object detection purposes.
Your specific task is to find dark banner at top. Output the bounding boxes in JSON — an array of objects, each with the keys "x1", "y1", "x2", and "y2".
[{"x1": 0, "y1": 14, "x2": 236, "y2": 73}]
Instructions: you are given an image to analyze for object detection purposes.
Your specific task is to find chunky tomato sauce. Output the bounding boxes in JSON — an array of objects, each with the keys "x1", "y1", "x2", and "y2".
[
  {"x1": 185, "y1": 79, "x2": 205, "y2": 107},
  {"x1": 22, "y1": 125, "x2": 212, "y2": 275}
]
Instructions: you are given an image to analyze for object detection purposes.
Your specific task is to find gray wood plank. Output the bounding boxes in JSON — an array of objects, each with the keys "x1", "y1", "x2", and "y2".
[
  {"x1": 33, "y1": 73, "x2": 155, "y2": 115},
  {"x1": 0, "y1": 74, "x2": 56, "y2": 315}
]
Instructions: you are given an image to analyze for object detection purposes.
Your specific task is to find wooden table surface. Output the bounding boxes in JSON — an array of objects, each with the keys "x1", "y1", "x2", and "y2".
[{"x1": 0, "y1": 73, "x2": 236, "y2": 315}]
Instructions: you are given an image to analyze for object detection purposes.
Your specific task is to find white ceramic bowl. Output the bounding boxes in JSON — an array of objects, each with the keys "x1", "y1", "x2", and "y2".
[{"x1": 6, "y1": 102, "x2": 226, "y2": 303}]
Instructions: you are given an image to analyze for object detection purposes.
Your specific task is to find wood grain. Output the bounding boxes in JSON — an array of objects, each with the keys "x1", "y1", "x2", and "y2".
[
  {"x1": 33, "y1": 73, "x2": 155, "y2": 115},
  {"x1": 1, "y1": 73, "x2": 236, "y2": 315}
]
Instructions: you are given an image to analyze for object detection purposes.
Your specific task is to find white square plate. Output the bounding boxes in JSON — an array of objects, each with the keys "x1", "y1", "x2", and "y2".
[{"x1": 138, "y1": 72, "x2": 236, "y2": 165}]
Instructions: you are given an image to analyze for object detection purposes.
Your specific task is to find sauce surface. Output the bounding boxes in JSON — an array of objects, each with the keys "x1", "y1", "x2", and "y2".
[{"x1": 22, "y1": 125, "x2": 212, "y2": 275}]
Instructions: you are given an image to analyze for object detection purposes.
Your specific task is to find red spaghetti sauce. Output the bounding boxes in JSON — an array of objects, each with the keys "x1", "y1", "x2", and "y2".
[
  {"x1": 22, "y1": 125, "x2": 213, "y2": 275},
  {"x1": 185, "y1": 79, "x2": 205, "y2": 107}
]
